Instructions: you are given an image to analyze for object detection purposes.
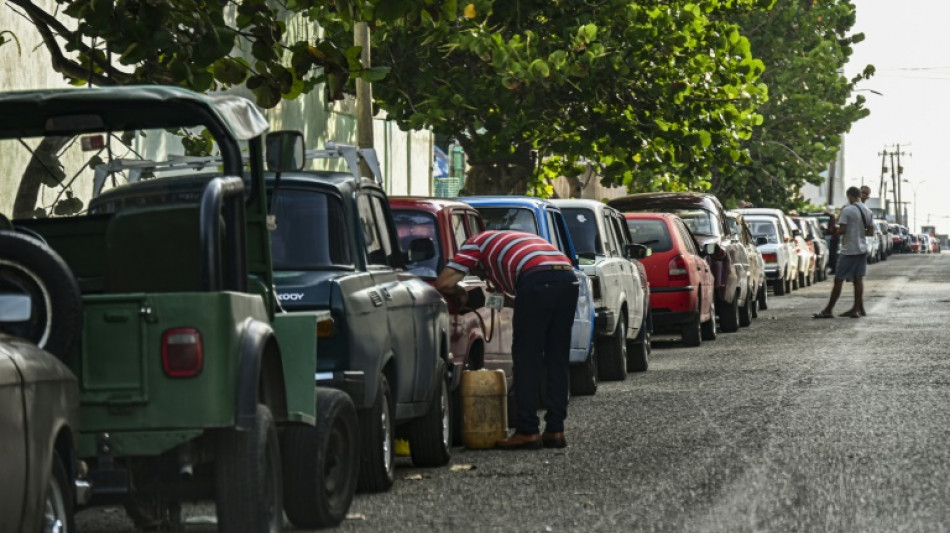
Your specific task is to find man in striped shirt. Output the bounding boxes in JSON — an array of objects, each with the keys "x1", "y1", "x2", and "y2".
[{"x1": 436, "y1": 231, "x2": 579, "y2": 449}]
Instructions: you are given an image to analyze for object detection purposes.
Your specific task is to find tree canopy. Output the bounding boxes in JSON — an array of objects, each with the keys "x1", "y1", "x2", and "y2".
[{"x1": 712, "y1": 0, "x2": 872, "y2": 209}]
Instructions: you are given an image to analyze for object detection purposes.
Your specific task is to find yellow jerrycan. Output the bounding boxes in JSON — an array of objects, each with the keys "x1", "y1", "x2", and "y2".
[{"x1": 460, "y1": 369, "x2": 508, "y2": 449}]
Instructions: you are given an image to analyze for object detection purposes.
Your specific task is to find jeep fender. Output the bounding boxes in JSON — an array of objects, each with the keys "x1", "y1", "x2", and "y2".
[{"x1": 236, "y1": 318, "x2": 286, "y2": 430}]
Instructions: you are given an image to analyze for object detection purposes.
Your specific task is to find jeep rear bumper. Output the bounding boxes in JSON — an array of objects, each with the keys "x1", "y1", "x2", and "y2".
[{"x1": 594, "y1": 308, "x2": 614, "y2": 334}]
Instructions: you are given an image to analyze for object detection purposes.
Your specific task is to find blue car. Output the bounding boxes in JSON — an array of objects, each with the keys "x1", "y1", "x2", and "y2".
[{"x1": 460, "y1": 196, "x2": 598, "y2": 396}]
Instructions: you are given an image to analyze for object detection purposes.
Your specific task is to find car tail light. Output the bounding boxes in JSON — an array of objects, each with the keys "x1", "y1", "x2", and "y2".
[
  {"x1": 668, "y1": 255, "x2": 689, "y2": 286},
  {"x1": 588, "y1": 275, "x2": 601, "y2": 299},
  {"x1": 162, "y1": 328, "x2": 203, "y2": 378},
  {"x1": 762, "y1": 253, "x2": 777, "y2": 264},
  {"x1": 317, "y1": 317, "x2": 336, "y2": 338}
]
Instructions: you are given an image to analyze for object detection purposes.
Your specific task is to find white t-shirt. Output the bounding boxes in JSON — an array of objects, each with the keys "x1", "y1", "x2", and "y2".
[{"x1": 839, "y1": 202, "x2": 872, "y2": 256}]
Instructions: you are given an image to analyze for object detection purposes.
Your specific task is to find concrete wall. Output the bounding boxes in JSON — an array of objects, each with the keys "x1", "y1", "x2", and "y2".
[{"x1": 0, "y1": 4, "x2": 431, "y2": 216}]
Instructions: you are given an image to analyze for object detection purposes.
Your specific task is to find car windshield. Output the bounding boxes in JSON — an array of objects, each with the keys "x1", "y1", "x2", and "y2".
[
  {"x1": 4, "y1": 128, "x2": 232, "y2": 220},
  {"x1": 561, "y1": 208, "x2": 604, "y2": 256},
  {"x1": 626, "y1": 219, "x2": 673, "y2": 253},
  {"x1": 748, "y1": 218, "x2": 780, "y2": 244},
  {"x1": 392, "y1": 209, "x2": 442, "y2": 278},
  {"x1": 477, "y1": 207, "x2": 540, "y2": 235},
  {"x1": 670, "y1": 208, "x2": 719, "y2": 236},
  {"x1": 269, "y1": 189, "x2": 352, "y2": 269}
]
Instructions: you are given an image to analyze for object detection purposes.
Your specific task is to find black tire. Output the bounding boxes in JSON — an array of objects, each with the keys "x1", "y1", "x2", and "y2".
[
  {"x1": 773, "y1": 277, "x2": 786, "y2": 296},
  {"x1": 738, "y1": 292, "x2": 752, "y2": 327},
  {"x1": 681, "y1": 312, "x2": 702, "y2": 347},
  {"x1": 718, "y1": 293, "x2": 740, "y2": 333},
  {"x1": 569, "y1": 343, "x2": 598, "y2": 396},
  {"x1": 282, "y1": 388, "x2": 360, "y2": 529},
  {"x1": 123, "y1": 494, "x2": 181, "y2": 531},
  {"x1": 700, "y1": 300, "x2": 717, "y2": 341},
  {"x1": 357, "y1": 377, "x2": 395, "y2": 493},
  {"x1": 42, "y1": 451, "x2": 75, "y2": 533},
  {"x1": 0, "y1": 231, "x2": 82, "y2": 361},
  {"x1": 597, "y1": 314, "x2": 627, "y2": 381},
  {"x1": 408, "y1": 359, "x2": 452, "y2": 468},
  {"x1": 626, "y1": 313, "x2": 650, "y2": 372},
  {"x1": 757, "y1": 282, "x2": 769, "y2": 310},
  {"x1": 215, "y1": 404, "x2": 282, "y2": 533}
]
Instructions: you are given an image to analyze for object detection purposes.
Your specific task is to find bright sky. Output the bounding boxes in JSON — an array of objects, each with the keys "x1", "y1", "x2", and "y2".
[{"x1": 845, "y1": 0, "x2": 950, "y2": 234}]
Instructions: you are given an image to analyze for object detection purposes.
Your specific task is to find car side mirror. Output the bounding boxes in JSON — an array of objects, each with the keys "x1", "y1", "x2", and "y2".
[
  {"x1": 624, "y1": 243, "x2": 651, "y2": 260},
  {"x1": 265, "y1": 131, "x2": 306, "y2": 172},
  {"x1": 407, "y1": 237, "x2": 436, "y2": 262},
  {"x1": 792, "y1": 228, "x2": 802, "y2": 237},
  {"x1": 755, "y1": 236, "x2": 768, "y2": 246},
  {"x1": 701, "y1": 242, "x2": 720, "y2": 257},
  {"x1": 0, "y1": 294, "x2": 31, "y2": 322}
]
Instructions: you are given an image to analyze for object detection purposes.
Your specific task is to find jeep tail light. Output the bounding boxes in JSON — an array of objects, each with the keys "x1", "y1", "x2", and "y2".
[
  {"x1": 668, "y1": 255, "x2": 689, "y2": 286},
  {"x1": 762, "y1": 253, "x2": 777, "y2": 264},
  {"x1": 317, "y1": 317, "x2": 336, "y2": 338},
  {"x1": 588, "y1": 275, "x2": 601, "y2": 300},
  {"x1": 162, "y1": 328, "x2": 203, "y2": 378}
]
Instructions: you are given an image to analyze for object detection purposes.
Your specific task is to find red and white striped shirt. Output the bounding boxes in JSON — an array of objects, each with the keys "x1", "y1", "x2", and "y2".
[{"x1": 446, "y1": 231, "x2": 573, "y2": 294}]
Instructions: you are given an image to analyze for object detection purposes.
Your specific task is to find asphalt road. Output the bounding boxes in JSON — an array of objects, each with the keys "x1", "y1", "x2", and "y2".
[{"x1": 77, "y1": 252, "x2": 950, "y2": 533}]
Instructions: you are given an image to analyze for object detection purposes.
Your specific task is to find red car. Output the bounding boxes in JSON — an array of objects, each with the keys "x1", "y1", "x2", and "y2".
[
  {"x1": 625, "y1": 213, "x2": 717, "y2": 346},
  {"x1": 389, "y1": 197, "x2": 514, "y2": 432}
]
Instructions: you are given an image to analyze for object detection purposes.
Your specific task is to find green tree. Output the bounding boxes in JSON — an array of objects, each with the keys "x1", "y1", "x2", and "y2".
[
  {"x1": 712, "y1": 0, "x2": 873, "y2": 210},
  {"x1": 317, "y1": 0, "x2": 771, "y2": 195}
]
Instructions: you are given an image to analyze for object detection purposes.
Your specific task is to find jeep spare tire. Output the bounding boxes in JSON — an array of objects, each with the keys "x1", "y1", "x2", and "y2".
[{"x1": 0, "y1": 231, "x2": 82, "y2": 361}]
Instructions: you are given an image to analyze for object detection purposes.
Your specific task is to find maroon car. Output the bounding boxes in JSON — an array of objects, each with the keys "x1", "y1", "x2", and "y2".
[{"x1": 389, "y1": 197, "x2": 515, "y2": 434}]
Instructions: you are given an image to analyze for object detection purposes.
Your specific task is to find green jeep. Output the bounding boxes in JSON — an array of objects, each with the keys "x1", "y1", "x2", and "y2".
[{"x1": 0, "y1": 86, "x2": 359, "y2": 531}]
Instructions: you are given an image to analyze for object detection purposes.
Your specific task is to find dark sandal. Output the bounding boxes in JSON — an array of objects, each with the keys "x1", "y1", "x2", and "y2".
[{"x1": 839, "y1": 311, "x2": 861, "y2": 318}]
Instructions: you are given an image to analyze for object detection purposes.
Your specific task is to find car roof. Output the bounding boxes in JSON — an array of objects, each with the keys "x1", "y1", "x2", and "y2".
[
  {"x1": 608, "y1": 192, "x2": 722, "y2": 212},
  {"x1": 389, "y1": 197, "x2": 476, "y2": 213},
  {"x1": 460, "y1": 195, "x2": 556, "y2": 209}
]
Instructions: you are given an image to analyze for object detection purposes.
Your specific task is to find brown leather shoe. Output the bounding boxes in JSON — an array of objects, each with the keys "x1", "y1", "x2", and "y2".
[
  {"x1": 541, "y1": 432, "x2": 567, "y2": 449},
  {"x1": 495, "y1": 432, "x2": 542, "y2": 450}
]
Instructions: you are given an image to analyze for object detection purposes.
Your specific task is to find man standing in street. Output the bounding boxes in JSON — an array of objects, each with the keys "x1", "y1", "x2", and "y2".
[
  {"x1": 813, "y1": 186, "x2": 873, "y2": 319},
  {"x1": 435, "y1": 230, "x2": 579, "y2": 450}
]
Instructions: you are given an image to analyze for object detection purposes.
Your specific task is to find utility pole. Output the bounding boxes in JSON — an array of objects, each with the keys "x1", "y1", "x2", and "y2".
[
  {"x1": 878, "y1": 148, "x2": 888, "y2": 203},
  {"x1": 889, "y1": 151, "x2": 898, "y2": 223},
  {"x1": 354, "y1": 22, "x2": 375, "y2": 181}
]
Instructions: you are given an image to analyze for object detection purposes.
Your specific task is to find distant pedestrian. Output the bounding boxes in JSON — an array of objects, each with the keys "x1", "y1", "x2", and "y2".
[
  {"x1": 813, "y1": 186, "x2": 873, "y2": 319},
  {"x1": 435, "y1": 230, "x2": 578, "y2": 450}
]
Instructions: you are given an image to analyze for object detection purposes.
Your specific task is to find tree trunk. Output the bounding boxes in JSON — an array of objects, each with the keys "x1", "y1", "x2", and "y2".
[
  {"x1": 461, "y1": 150, "x2": 535, "y2": 196},
  {"x1": 13, "y1": 136, "x2": 70, "y2": 219}
]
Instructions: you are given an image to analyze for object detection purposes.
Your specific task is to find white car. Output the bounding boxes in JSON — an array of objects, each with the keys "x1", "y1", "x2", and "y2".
[
  {"x1": 554, "y1": 199, "x2": 650, "y2": 379},
  {"x1": 738, "y1": 209, "x2": 798, "y2": 296}
]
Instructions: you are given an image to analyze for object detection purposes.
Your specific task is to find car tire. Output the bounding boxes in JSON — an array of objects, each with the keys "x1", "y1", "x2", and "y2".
[
  {"x1": 757, "y1": 282, "x2": 768, "y2": 310},
  {"x1": 0, "y1": 231, "x2": 82, "y2": 361},
  {"x1": 597, "y1": 314, "x2": 628, "y2": 381},
  {"x1": 408, "y1": 359, "x2": 452, "y2": 468},
  {"x1": 215, "y1": 404, "x2": 282, "y2": 533},
  {"x1": 357, "y1": 377, "x2": 395, "y2": 493},
  {"x1": 123, "y1": 494, "x2": 181, "y2": 531},
  {"x1": 681, "y1": 311, "x2": 702, "y2": 347},
  {"x1": 42, "y1": 451, "x2": 75, "y2": 533},
  {"x1": 282, "y1": 388, "x2": 360, "y2": 529},
  {"x1": 718, "y1": 293, "x2": 740, "y2": 333},
  {"x1": 738, "y1": 293, "x2": 753, "y2": 327},
  {"x1": 569, "y1": 343, "x2": 598, "y2": 396},
  {"x1": 773, "y1": 278, "x2": 786, "y2": 296},
  {"x1": 700, "y1": 300, "x2": 717, "y2": 341},
  {"x1": 626, "y1": 312, "x2": 650, "y2": 372}
]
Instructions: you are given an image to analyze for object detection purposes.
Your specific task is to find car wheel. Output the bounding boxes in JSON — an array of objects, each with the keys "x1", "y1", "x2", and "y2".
[
  {"x1": 718, "y1": 293, "x2": 740, "y2": 333},
  {"x1": 798, "y1": 271, "x2": 806, "y2": 289},
  {"x1": 626, "y1": 312, "x2": 650, "y2": 372},
  {"x1": 773, "y1": 278, "x2": 786, "y2": 296},
  {"x1": 569, "y1": 343, "x2": 598, "y2": 396},
  {"x1": 700, "y1": 300, "x2": 717, "y2": 341},
  {"x1": 357, "y1": 376, "x2": 395, "y2": 493},
  {"x1": 408, "y1": 359, "x2": 452, "y2": 468},
  {"x1": 738, "y1": 293, "x2": 752, "y2": 327},
  {"x1": 757, "y1": 282, "x2": 769, "y2": 310},
  {"x1": 215, "y1": 404, "x2": 282, "y2": 533},
  {"x1": 0, "y1": 231, "x2": 82, "y2": 361},
  {"x1": 282, "y1": 388, "x2": 360, "y2": 529},
  {"x1": 42, "y1": 451, "x2": 75, "y2": 533},
  {"x1": 123, "y1": 494, "x2": 181, "y2": 531},
  {"x1": 597, "y1": 313, "x2": 628, "y2": 381},
  {"x1": 681, "y1": 310, "x2": 702, "y2": 347}
]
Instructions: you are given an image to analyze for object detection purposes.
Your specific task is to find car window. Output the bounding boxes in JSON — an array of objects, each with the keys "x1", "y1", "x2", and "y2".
[
  {"x1": 451, "y1": 213, "x2": 468, "y2": 249},
  {"x1": 547, "y1": 210, "x2": 569, "y2": 253},
  {"x1": 671, "y1": 208, "x2": 720, "y2": 237},
  {"x1": 358, "y1": 194, "x2": 388, "y2": 266},
  {"x1": 468, "y1": 213, "x2": 484, "y2": 235},
  {"x1": 478, "y1": 207, "x2": 539, "y2": 234},
  {"x1": 675, "y1": 219, "x2": 700, "y2": 255},
  {"x1": 748, "y1": 218, "x2": 780, "y2": 244},
  {"x1": 270, "y1": 189, "x2": 353, "y2": 269},
  {"x1": 626, "y1": 218, "x2": 673, "y2": 253},
  {"x1": 562, "y1": 207, "x2": 604, "y2": 257},
  {"x1": 609, "y1": 212, "x2": 632, "y2": 249},
  {"x1": 392, "y1": 209, "x2": 442, "y2": 277}
]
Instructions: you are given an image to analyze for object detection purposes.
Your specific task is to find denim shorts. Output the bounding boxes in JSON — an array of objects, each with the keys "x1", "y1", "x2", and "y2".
[{"x1": 835, "y1": 253, "x2": 867, "y2": 281}]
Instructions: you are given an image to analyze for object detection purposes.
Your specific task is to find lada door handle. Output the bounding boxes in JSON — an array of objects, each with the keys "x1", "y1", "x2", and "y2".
[{"x1": 380, "y1": 287, "x2": 392, "y2": 300}]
